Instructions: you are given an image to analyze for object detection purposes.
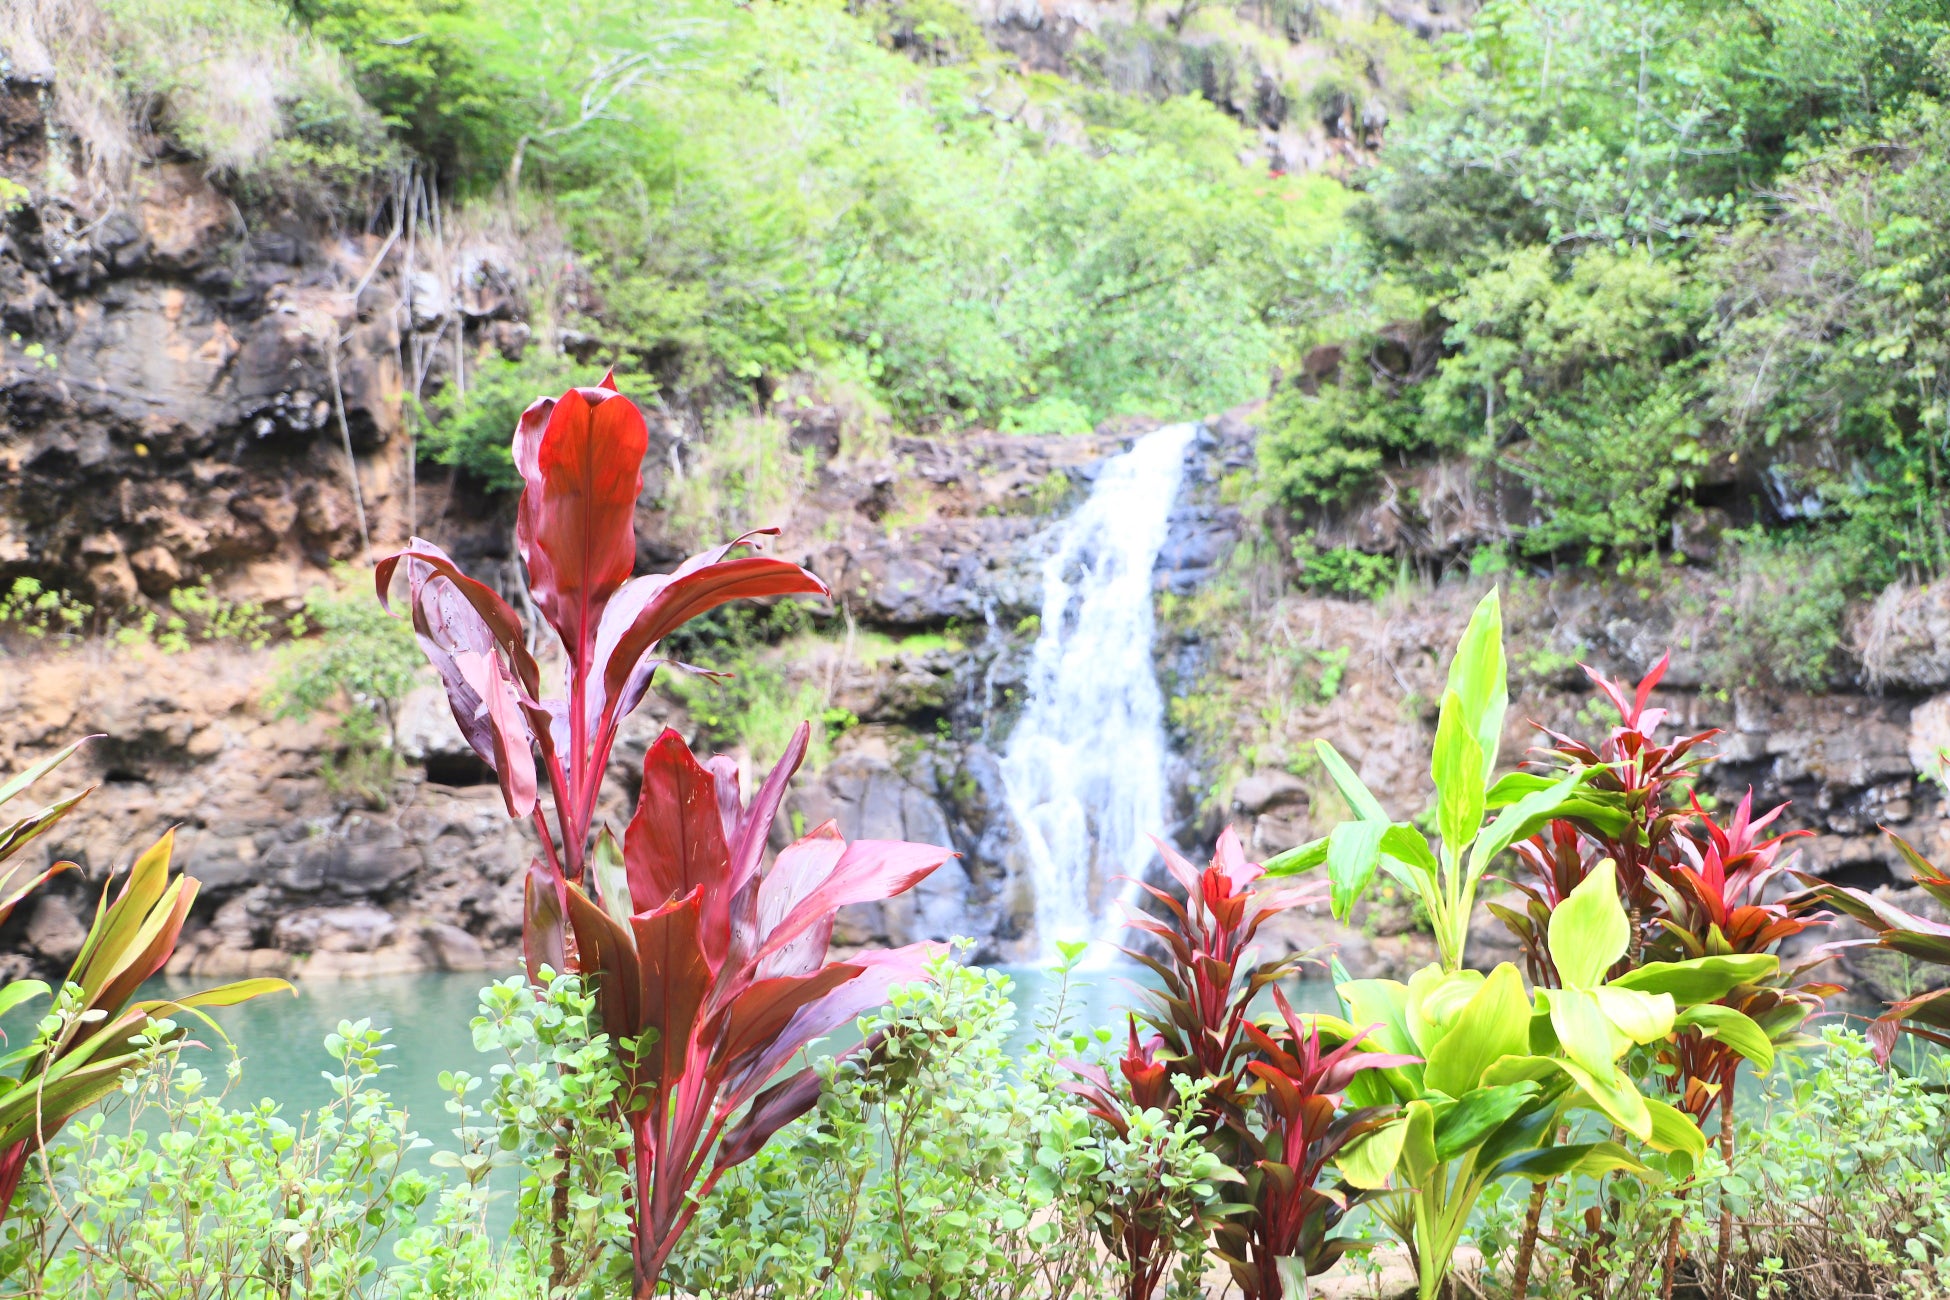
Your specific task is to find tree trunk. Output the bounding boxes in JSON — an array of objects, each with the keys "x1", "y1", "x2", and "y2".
[
  {"x1": 1510, "y1": 1180, "x2": 1549, "y2": 1298},
  {"x1": 1715, "y1": 1087, "x2": 1737, "y2": 1299}
]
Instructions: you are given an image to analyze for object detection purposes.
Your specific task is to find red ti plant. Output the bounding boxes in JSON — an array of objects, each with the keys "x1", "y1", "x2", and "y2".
[
  {"x1": 1797, "y1": 828, "x2": 1950, "y2": 1064},
  {"x1": 1646, "y1": 791, "x2": 1836, "y2": 1124},
  {"x1": 1120, "y1": 827, "x2": 1323, "y2": 1133},
  {"x1": 376, "y1": 370, "x2": 833, "y2": 974},
  {"x1": 1062, "y1": 1017, "x2": 1206, "y2": 1300},
  {"x1": 1119, "y1": 829, "x2": 1366, "y2": 1300},
  {"x1": 1216, "y1": 989, "x2": 1418, "y2": 1296},
  {"x1": 1494, "y1": 653, "x2": 1720, "y2": 979},
  {"x1": 563, "y1": 720, "x2": 953, "y2": 1296}
]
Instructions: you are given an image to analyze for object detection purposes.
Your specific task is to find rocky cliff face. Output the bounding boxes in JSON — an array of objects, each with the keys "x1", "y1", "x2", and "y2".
[{"x1": 1, "y1": 60, "x2": 1943, "y2": 995}]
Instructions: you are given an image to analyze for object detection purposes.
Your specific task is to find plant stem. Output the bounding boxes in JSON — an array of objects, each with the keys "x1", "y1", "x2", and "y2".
[
  {"x1": 1660, "y1": 1182, "x2": 1692, "y2": 1300},
  {"x1": 1715, "y1": 1085, "x2": 1736, "y2": 1300},
  {"x1": 1509, "y1": 1179, "x2": 1548, "y2": 1298}
]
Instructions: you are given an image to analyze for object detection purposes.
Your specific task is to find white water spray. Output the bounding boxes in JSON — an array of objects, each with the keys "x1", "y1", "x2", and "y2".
[{"x1": 1001, "y1": 422, "x2": 1198, "y2": 958}]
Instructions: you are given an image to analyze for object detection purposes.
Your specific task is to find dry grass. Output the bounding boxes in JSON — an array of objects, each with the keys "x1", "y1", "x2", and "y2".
[{"x1": 2, "y1": 0, "x2": 382, "y2": 203}]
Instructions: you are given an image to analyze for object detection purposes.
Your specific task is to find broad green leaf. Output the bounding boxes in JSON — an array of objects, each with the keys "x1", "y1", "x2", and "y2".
[
  {"x1": 1491, "y1": 1140, "x2": 1647, "y2": 1184},
  {"x1": 0, "y1": 981, "x2": 49, "y2": 1022},
  {"x1": 1445, "y1": 588, "x2": 1508, "y2": 772},
  {"x1": 1379, "y1": 823, "x2": 1441, "y2": 878},
  {"x1": 1336, "y1": 1117, "x2": 1406, "y2": 1190},
  {"x1": 1643, "y1": 1095, "x2": 1708, "y2": 1165},
  {"x1": 1607, "y1": 954, "x2": 1780, "y2": 1004},
  {"x1": 1593, "y1": 986, "x2": 1676, "y2": 1046},
  {"x1": 1432, "y1": 693, "x2": 1487, "y2": 860},
  {"x1": 1469, "y1": 767, "x2": 1588, "y2": 888},
  {"x1": 1675, "y1": 1004, "x2": 1775, "y2": 1073},
  {"x1": 1407, "y1": 966, "x2": 1482, "y2": 1053},
  {"x1": 1401, "y1": 1099, "x2": 1438, "y2": 1187},
  {"x1": 1433, "y1": 1082, "x2": 1541, "y2": 1160},
  {"x1": 1547, "y1": 858, "x2": 1629, "y2": 990},
  {"x1": 1484, "y1": 771, "x2": 1557, "y2": 806},
  {"x1": 1543, "y1": 987, "x2": 1629, "y2": 1079},
  {"x1": 1426, "y1": 964, "x2": 1532, "y2": 1097},
  {"x1": 1473, "y1": 1095, "x2": 1557, "y2": 1171},
  {"x1": 1314, "y1": 740, "x2": 1390, "y2": 823},
  {"x1": 1262, "y1": 836, "x2": 1328, "y2": 877},
  {"x1": 1339, "y1": 977, "x2": 1420, "y2": 1098},
  {"x1": 1554, "y1": 1056, "x2": 1653, "y2": 1141},
  {"x1": 1327, "y1": 820, "x2": 1388, "y2": 920}
]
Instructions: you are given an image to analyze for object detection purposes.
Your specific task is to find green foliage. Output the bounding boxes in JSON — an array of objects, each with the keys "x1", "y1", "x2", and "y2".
[
  {"x1": 1291, "y1": 540, "x2": 1396, "y2": 599},
  {"x1": 1705, "y1": 531, "x2": 1865, "y2": 691},
  {"x1": 270, "y1": 574, "x2": 424, "y2": 804},
  {"x1": 415, "y1": 352, "x2": 572, "y2": 491},
  {"x1": 0, "y1": 579, "x2": 92, "y2": 643}
]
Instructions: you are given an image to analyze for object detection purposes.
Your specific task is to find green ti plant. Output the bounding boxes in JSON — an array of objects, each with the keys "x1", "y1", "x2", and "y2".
[
  {"x1": 0, "y1": 744, "x2": 289, "y2": 1226},
  {"x1": 1330, "y1": 861, "x2": 1760, "y2": 1300},
  {"x1": 1262, "y1": 594, "x2": 1792, "y2": 1300},
  {"x1": 1265, "y1": 589, "x2": 1616, "y2": 972}
]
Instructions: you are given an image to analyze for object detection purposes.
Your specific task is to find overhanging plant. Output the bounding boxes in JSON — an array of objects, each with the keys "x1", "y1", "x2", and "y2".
[{"x1": 376, "y1": 370, "x2": 832, "y2": 974}]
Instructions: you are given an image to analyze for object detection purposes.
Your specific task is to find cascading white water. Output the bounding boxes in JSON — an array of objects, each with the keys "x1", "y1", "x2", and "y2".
[{"x1": 1001, "y1": 422, "x2": 1199, "y2": 958}]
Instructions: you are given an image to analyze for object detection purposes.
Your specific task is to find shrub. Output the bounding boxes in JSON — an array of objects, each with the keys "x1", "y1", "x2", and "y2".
[{"x1": 671, "y1": 955, "x2": 1188, "y2": 1300}]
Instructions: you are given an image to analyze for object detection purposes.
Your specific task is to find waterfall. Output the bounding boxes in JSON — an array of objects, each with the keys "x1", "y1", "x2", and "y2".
[{"x1": 1000, "y1": 422, "x2": 1199, "y2": 958}]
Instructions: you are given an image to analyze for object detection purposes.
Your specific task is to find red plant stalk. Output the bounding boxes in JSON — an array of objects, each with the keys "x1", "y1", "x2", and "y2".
[
  {"x1": 565, "y1": 721, "x2": 954, "y2": 1296},
  {"x1": 376, "y1": 371, "x2": 832, "y2": 974}
]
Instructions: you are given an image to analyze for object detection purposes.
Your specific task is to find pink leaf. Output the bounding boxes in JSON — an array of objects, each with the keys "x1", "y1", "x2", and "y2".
[{"x1": 756, "y1": 838, "x2": 955, "y2": 966}]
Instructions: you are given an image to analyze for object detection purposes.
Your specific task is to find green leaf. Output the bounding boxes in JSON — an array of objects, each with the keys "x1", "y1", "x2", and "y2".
[
  {"x1": 1432, "y1": 692, "x2": 1488, "y2": 860},
  {"x1": 1554, "y1": 1056, "x2": 1653, "y2": 1141},
  {"x1": 1543, "y1": 987, "x2": 1629, "y2": 1079},
  {"x1": 1607, "y1": 954, "x2": 1780, "y2": 1004},
  {"x1": 1433, "y1": 1082, "x2": 1542, "y2": 1160},
  {"x1": 1425, "y1": 963, "x2": 1532, "y2": 1097},
  {"x1": 1592, "y1": 986, "x2": 1676, "y2": 1046},
  {"x1": 1445, "y1": 588, "x2": 1508, "y2": 773},
  {"x1": 1491, "y1": 1140, "x2": 1647, "y2": 1184},
  {"x1": 1469, "y1": 767, "x2": 1588, "y2": 887},
  {"x1": 0, "y1": 981, "x2": 49, "y2": 1022},
  {"x1": 1262, "y1": 836, "x2": 1328, "y2": 877},
  {"x1": 1327, "y1": 820, "x2": 1388, "y2": 920},
  {"x1": 1548, "y1": 858, "x2": 1629, "y2": 990},
  {"x1": 1336, "y1": 1116, "x2": 1406, "y2": 1190},
  {"x1": 1314, "y1": 739, "x2": 1389, "y2": 822},
  {"x1": 1401, "y1": 1099, "x2": 1438, "y2": 1186},
  {"x1": 1643, "y1": 1096, "x2": 1707, "y2": 1169},
  {"x1": 1379, "y1": 823, "x2": 1441, "y2": 878},
  {"x1": 1675, "y1": 1004, "x2": 1775, "y2": 1073}
]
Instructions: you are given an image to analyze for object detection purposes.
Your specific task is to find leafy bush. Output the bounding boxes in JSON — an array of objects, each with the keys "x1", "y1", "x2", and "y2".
[
  {"x1": 1709, "y1": 531, "x2": 1863, "y2": 692},
  {"x1": 1291, "y1": 540, "x2": 1396, "y2": 599}
]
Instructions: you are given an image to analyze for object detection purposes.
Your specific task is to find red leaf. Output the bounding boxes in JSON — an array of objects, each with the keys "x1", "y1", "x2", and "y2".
[
  {"x1": 715, "y1": 965, "x2": 860, "y2": 1072},
  {"x1": 376, "y1": 540, "x2": 540, "y2": 698},
  {"x1": 732, "y1": 723, "x2": 810, "y2": 899},
  {"x1": 625, "y1": 731, "x2": 733, "y2": 964},
  {"x1": 751, "y1": 823, "x2": 847, "y2": 980},
  {"x1": 564, "y1": 882, "x2": 642, "y2": 1043},
  {"x1": 631, "y1": 891, "x2": 712, "y2": 1091},
  {"x1": 718, "y1": 943, "x2": 943, "y2": 1110},
  {"x1": 756, "y1": 838, "x2": 954, "y2": 965},
  {"x1": 454, "y1": 650, "x2": 538, "y2": 818},
  {"x1": 524, "y1": 861, "x2": 568, "y2": 985},
  {"x1": 514, "y1": 386, "x2": 647, "y2": 668},
  {"x1": 710, "y1": 1066, "x2": 824, "y2": 1174},
  {"x1": 595, "y1": 554, "x2": 830, "y2": 729}
]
